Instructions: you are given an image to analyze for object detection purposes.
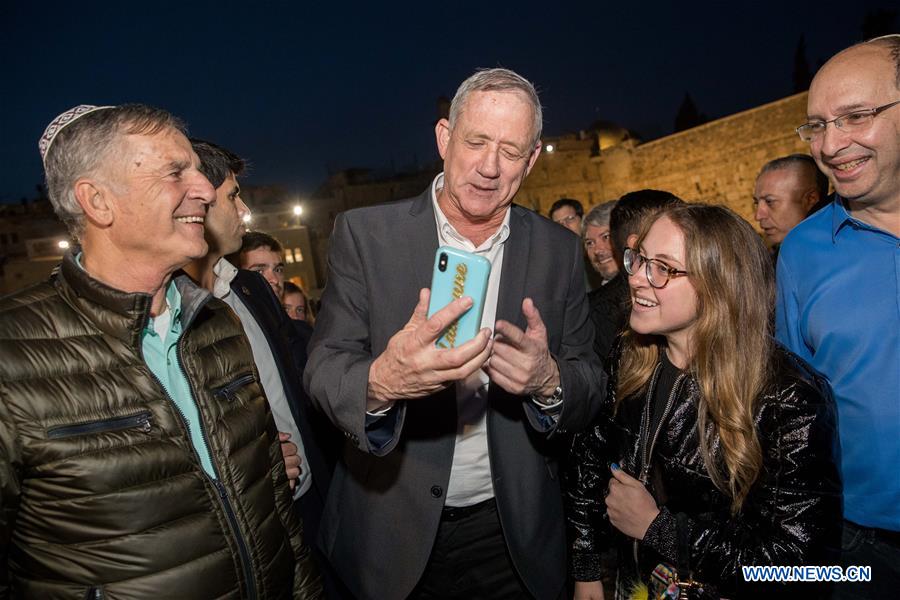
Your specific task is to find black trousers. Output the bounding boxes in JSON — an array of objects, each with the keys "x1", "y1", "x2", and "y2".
[
  {"x1": 831, "y1": 519, "x2": 900, "y2": 599},
  {"x1": 409, "y1": 498, "x2": 534, "y2": 599}
]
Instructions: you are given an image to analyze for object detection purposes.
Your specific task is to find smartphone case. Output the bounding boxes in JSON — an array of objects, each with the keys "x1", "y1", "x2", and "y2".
[{"x1": 427, "y1": 246, "x2": 491, "y2": 349}]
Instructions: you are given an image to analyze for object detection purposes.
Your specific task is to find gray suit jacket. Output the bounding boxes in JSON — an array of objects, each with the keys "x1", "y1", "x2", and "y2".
[{"x1": 305, "y1": 189, "x2": 605, "y2": 600}]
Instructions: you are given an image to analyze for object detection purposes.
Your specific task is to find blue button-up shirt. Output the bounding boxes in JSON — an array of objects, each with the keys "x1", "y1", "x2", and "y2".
[{"x1": 776, "y1": 199, "x2": 900, "y2": 530}]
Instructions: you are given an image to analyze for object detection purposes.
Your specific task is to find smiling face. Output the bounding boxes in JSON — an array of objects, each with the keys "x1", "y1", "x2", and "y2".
[
  {"x1": 100, "y1": 127, "x2": 215, "y2": 271},
  {"x1": 435, "y1": 90, "x2": 540, "y2": 229},
  {"x1": 753, "y1": 167, "x2": 818, "y2": 245},
  {"x1": 205, "y1": 172, "x2": 250, "y2": 256},
  {"x1": 629, "y1": 216, "x2": 698, "y2": 360},
  {"x1": 807, "y1": 44, "x2": 900, "y2": 211},
  {"x1": 584, "y1": 223, "x2": 619, "y2": 279}
]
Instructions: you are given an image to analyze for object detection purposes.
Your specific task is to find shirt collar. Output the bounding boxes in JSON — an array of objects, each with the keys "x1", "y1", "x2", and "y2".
[
  {"x1": 212, "y1": 257, "x2": 239, "y2": 299},
  {"x1": 830, "y1": 196, "x2": 891, "y2": 242},
  {"x1": 430, "y1": 172, "x2": 511, "y2": 252},
  {"x1": 142, "y1": 279, "x2": 182, "y2": 337}
]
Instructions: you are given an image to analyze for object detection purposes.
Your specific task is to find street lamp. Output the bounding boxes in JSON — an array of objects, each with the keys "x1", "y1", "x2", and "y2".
[
  {"x1": 293, "y1": 205, "x2": 303, "y2": 217},
  {"x1": 58, "y1": 240, "x2": 70, "y2": 250}
]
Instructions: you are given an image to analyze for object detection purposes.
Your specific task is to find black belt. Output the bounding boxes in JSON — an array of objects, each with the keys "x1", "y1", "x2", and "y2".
[{"x1": 441, "y1": 498, "x2": 494, "y2": 522}]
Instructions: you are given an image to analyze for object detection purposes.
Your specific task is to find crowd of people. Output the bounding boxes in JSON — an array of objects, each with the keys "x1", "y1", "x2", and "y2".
[{"x1": 0, "y1": 33, "x2": 896, "y2": 600}]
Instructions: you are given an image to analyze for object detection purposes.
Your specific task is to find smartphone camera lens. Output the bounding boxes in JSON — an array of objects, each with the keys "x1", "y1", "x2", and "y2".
[{"x1": 438, "y1": 252, "x2": 448, "y2": 272}]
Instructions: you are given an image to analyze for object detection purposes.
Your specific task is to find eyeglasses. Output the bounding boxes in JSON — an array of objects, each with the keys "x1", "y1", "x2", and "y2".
[
  {"x1": 796, "y1": 100, "x2": 900, "y2": 142},
  {"x1": 623, "y1": 248, "x2": 688, "y2": 289},
  {"x1": 554, "y1": 214, "x2": 580, "y2": 226}
]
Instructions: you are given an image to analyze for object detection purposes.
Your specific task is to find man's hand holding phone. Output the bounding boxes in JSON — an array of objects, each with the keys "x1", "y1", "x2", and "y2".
[{"x1": 367, "y1": 288, "x2": 492, "y2": 411}]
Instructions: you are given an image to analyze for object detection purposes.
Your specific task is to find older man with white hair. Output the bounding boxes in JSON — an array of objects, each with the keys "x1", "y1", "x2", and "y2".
[
  {"x1": 306, "y1": 68, "x2": 604, "y2": 600},
  {"x1": 0, "y1": 104, "x2": 321, "y2": 598}
]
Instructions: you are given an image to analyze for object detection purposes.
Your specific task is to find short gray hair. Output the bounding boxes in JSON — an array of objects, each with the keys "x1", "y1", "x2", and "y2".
[
  {"x1": 582, "y1": 200, "x2": 617, "y2": 239},
  {"x1": 43, "y1": 104, "x2": 185, "y2": 240},
  {"x1": 448, "y1": 68, "x2": 543, "y2": 146}
]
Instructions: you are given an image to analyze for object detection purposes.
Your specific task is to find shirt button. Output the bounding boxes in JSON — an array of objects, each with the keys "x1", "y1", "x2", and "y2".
[{"x1": 430, "y1": 485, "x2": 443, "y2": 498}]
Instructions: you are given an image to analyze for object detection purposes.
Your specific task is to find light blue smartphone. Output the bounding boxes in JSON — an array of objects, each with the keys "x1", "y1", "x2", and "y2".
[{"x1": 427, "y1": 246, "x2": 491, "y2": 349}]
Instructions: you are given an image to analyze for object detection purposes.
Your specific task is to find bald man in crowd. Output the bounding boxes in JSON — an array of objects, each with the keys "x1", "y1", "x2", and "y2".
[{"x1": 777, "y1": 35, "x2": 900, "y2": 598}]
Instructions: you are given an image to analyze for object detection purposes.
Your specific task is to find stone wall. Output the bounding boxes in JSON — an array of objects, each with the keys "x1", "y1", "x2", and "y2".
[{"x1": 521, "y1": 92, "x2": 812, "y2": 225}]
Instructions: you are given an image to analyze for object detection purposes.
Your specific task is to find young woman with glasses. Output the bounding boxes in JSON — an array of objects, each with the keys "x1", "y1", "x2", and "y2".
[{"x1": 564, "y1": 203, "x2": 842, "y2": 599}]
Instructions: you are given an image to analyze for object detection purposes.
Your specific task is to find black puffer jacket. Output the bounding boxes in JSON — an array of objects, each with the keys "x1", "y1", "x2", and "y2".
[
  {"x1": 564, "y1": 342, "x2": 842, "y2": 598},
  {"x1": 0, "y1": 253, "x2": 322, "y2": 599}
]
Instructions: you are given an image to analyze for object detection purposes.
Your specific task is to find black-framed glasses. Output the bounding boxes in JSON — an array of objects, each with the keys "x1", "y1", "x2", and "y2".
[
  {"x1": 623, "y1": 248, "x2": 688, "y2": 289},
  {"x1": 796, "y1": 100, "x2": 900, "y2": 142}
]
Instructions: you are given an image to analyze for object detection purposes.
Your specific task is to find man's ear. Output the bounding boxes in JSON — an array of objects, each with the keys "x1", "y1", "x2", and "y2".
[
  {"x1": 435, "y1": 118, "x2": 451, "y2": 160},
  {"x1": 801, "y1": 189, "x2": 820, "y2": 214},
  {"x1": 73, "y1": 178, "x2": 114, "y2": 228}
]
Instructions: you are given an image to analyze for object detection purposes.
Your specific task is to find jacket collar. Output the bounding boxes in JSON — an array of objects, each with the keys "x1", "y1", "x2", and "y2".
[{"x1": 56, "y1": 250, "x2": 210, "y2": 347}]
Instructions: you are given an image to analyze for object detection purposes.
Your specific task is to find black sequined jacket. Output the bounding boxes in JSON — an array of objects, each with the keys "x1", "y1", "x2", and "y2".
[{"x1": 564, "y1": 342, "x2": 842, "y2": 598}]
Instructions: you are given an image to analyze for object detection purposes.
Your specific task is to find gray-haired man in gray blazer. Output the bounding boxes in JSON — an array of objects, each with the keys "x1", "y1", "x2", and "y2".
[{"x1": 305, "y1": 68, "x2": 606, "y2": 600}]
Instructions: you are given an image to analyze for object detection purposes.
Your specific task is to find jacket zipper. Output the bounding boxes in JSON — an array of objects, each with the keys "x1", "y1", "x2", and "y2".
[
  {"x1": 212, "y1": 373, "x2": 256, "y2": 401},
  {"x1": 175, "y1": 344, "x2": 258, "y2": 600},
  {"x1": 139, "y1": 349, "x2": 258, "y2": 599},
  {"x1": 47, "y1": 411, "x2": 152, "y2": 439},
  {"x1": 139, "y1": 289, "x2": 258, "y2": 599},
  {"x1": 85, "y1": 585, "x2": 103, "y2": 599},
  {"x1": 633, "y1": 367, "x2": 687, "y2": 568}
]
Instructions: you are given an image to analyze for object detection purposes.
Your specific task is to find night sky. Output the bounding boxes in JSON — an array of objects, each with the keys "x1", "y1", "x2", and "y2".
[{"x1": 1, "y1": 1, "x2": 894, "y2": 204}]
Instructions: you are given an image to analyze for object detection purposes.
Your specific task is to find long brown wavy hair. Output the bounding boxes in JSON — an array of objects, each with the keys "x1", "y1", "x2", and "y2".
[{"x1": 617, "y1": 203, "x2": 774, "y2": 513}]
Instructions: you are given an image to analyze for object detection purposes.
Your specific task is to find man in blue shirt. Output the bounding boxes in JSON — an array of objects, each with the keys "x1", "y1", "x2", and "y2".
[{"x1": 777, "y1": 35, "x2": 900, "y2": 598}]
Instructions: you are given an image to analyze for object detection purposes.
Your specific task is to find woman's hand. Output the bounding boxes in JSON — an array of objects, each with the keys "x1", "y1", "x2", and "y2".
[
  {"x1": 573, "y1": 580, "x2": 605, "y2": 600},
  {"x1": 605, "y1": 463, "x2": 660, "y2": 540}
]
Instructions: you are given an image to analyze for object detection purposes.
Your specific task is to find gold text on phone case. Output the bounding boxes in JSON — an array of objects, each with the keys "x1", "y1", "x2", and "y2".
[{"x1": 437, "y1": 263, "x2": 468, "y2": 349}]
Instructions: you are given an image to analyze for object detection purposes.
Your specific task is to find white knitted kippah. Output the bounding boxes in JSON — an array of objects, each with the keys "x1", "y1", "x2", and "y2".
[{"x1": 39, "y1": 104, "x2": 115, "y2": 164}]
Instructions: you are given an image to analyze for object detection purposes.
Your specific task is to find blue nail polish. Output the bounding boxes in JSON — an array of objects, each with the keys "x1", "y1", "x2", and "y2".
[{"x1": 610, "y1": 462, "x2": 620, "y2": 471}]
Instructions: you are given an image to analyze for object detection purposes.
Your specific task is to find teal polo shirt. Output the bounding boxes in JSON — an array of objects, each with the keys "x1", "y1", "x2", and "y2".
[
  {"x1": 74, "y1": 253, "x2": 217, "y2": 478},
  {"x1": 141, "y1": 281, "x2": 217, "y2": 478}
]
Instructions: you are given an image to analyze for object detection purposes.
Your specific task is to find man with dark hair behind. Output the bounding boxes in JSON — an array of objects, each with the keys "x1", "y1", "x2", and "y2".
[
  {"x1": 550, "y1": 198, "x2": 605, "y2": 289},
  {"x1": 186, "y1": 139, "x2": 344, "y2": 598},
  {"x1": 753, "y1": 153, "x2": 829, "y2": 252},
  {"x1": 236, "y1": 231, "x2": 286, "y2": 299},
  {"x1": 548, "y1": 197, "x2": 584, "y2": 235},
  {"x1": 588, "y1": 189, "x2": 681, "y2": 363}
]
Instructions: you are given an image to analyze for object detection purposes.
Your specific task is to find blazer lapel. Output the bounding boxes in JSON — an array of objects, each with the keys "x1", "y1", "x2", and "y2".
[
  {"x1": 404, "y1": 189, "x2": 440, "y2": 293},
  {"x1": 496, "y1": 206, "x2": 531, "y2": 330}
]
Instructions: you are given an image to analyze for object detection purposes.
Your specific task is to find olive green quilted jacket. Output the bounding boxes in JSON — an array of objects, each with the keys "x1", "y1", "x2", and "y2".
[{"x1": 0, "y1": 254, "x2": 322, "y2": 599}]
